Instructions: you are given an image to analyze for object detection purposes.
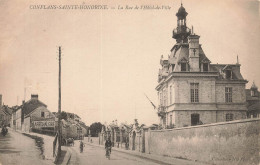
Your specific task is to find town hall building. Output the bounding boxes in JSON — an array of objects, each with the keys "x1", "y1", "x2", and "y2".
[{"x1": 156, "y1": 4, "x2": 248, "y2": 128}]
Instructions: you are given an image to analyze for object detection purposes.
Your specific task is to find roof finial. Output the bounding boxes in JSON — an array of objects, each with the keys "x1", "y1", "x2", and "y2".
[
  {"x1": 192, "y1": 26, "x2": 194, "y2": 34},
  {"x1": 251, "y1": 81, "x2": 258, "y2": 90},
  {"x1": 236, "y1": 55, "x2": 239, "y2": 64},
  {"x1": 181, "y1": 0, "x2": 183, "y2": 6}
]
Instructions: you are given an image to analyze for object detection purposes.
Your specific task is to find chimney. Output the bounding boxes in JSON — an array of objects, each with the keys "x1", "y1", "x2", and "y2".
[
  {"x1": 31, "y1": 94, "x2": 38, "y2": 100},
  {"x1": 0, "y1": 94, "x2": 2, "y2": 107},
  {"x1": 188, "y1": 34, "x2": 200, "y2": 72}
]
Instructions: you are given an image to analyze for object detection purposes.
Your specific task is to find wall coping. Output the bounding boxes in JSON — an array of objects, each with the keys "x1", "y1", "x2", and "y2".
[{"x1": 151, "y1": 118, "x2": 260, "y2": 132}]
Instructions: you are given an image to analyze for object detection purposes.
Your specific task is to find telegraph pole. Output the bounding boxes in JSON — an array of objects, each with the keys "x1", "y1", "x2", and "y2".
[{"x1": 58, "y1": 46, "x2": 62, "y2": 154}]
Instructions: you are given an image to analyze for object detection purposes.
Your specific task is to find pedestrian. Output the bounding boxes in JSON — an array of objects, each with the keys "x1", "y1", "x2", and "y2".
[
  {"x1": 105, "y1": 137, "x2": 112, "y2": 154},
  {"x1": 80, "y1": 140, "x2": 85, "y2": 153}
]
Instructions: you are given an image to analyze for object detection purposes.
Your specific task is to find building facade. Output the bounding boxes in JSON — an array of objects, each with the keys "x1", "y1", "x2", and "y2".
[
  {"x1": 0, "y1": 95, "x2": 12, "y2": 127},
  {"x1": 156, "y1": 4, "x2": 247, "y2": 128},
  {"x1": 15, "y1": 106, "x2": 22, "y2": 130},
  {"x1": 0, "y1": 105, "x2": 12, "y2": 127},
  {"x1": 22, "y1": 94, "x2": 55, "y2": 132}
]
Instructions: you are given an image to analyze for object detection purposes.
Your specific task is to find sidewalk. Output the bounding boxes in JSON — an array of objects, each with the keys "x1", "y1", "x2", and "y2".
[
  {"x1": 12, "y1": 129, "x2": 71, "y2": 165},
  {"x1": 85, "y1": 141, "x2": 209, "y2": 165}
]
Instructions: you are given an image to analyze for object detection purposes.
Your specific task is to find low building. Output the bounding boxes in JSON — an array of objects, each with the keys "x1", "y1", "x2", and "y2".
[
  {"x1": 0, "y1": 105, "x2": 12, "y2": 127},
  {"x1": 0, "y1": 94, "x2": 12, "y2": 127},
  {"x1": 60, "y1": 112, "x2": 88, "y2": 140},
  {"x1": 246, "y1": 82, "x2": 260, "y2": 118},
  {"x1": 22, "y1": 94, "x2": 54, "y2": 132},
  {"x1": 15, "y1": 106, "x2": 23, "y2": 131},
  {"x1": 10, "y1": 105, "x2": 21, "y2": 130}
]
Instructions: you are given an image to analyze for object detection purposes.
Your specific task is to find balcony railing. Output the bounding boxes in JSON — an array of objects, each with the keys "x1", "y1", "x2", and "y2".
[
  {"x1": 173, "y1": 26, "x2": 191, "y2": 38},
  {"x1": 157, "y1": 105, "x2": 166, "y2": 117}
]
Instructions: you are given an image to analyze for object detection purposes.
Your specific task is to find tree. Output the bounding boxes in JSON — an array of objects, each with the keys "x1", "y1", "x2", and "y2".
[
  {"x1": 60, "y1": 111, "x2": 67, "y2": 120},
  {"x1": 89, "y1": 122, "x2": 103, "y2": 137}
]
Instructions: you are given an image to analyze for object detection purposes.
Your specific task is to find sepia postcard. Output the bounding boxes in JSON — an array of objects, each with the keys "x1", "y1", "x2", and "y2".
[{"x1": 0, "y1": 0, "x2": 259, "y2": 164}]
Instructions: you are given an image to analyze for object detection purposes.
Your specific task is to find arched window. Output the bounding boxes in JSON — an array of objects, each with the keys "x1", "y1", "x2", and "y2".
[{"x1": 226, "y1": 113, "x2": 234, "y2": 121}]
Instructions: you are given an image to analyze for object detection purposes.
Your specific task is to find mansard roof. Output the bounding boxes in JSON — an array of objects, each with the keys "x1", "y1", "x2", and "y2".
[
  {"x1": 178, "y1": 57, "x2": 189, "y2": 63},
  {"x1": 210, "y1": 64, "x2": 244, "y2": 80},
  {"x1": 170, "y1": 44, "x2": 211, "y2": 66},
  {"x1": 246, "y1": 89, "x2": 260, "y2": 101},
  {"x1": 199, "y1": 48, "x2": 211, "y2": 63}
]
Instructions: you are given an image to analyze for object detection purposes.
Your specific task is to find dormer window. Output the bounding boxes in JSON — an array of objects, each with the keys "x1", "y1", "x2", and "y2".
[
  {"x1": 171, "y1": 64, "x2": 175, "y2": 72},
  {"x1": 251, "y1": 90, "x2": 257, "y2": 97},
  {"x1": 250, "y1": 82, "x2": 258, "y2": 97},
  {"x1": 201, "y1": 58, "x2": 211, "y2": 72},
  {"x1": 226, "y1": 70, "x2": 232, "y2": 79},
  {"x1": 203, "y1": 63, "x2": 209, "y2": 72},
  {"x1": 181, "y1": 63, "x2": 187, "y2": 71}
]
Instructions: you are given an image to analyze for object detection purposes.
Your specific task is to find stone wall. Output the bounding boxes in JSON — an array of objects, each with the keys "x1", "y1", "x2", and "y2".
[
  {"x1": 145, "y1": 118, "x2": 260, "y2": 165},
  {"x1": 216, "y1": 110, "x2": 246, "y2": 122},
  {"x1": 173, "y1": 110, "x2": 247, "y2": 128},
  {"x1": 174, "y1": 110, "x2": 217, "y2": 127},
  {"x1": 215, "y1": 83, "x2": 246, "y2": 103},
  {"x1": 173, "y1": 77, "x2": 216, "y2": 104}
]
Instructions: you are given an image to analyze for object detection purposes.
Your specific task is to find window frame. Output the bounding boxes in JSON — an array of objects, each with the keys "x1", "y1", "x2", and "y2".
[
  {"x1": 170, "y1": 114, "x2": 173, "y2": 127},
  {"x1": 181, "y1": 63, "x2": 187, "y2": 71},
  {"x1": 225, "y1": 87, "x2": 232, "y2": 103},
  {"x1": 226, "y1": 70, "x2": 232, "y2": 79},
  {"x1": 163, "y1": 89, "x2": 167, "y2": 106},
  {"x1": 41, "y1": 111, "x2": 45, "y2": 118},
  {"x1": 169, "y1": 86, "x2": 172, "y2": 105},
  {"x1": 191, "y1": 113, "x2": 200, "y2": 126},
  {"x1": 226, "y1": 113, "x2": 234, "y2": 121},
  {"x1": 190, "y1": 83, "x2": 199, "y2": 103},
  {"x1": 203, "y1": 63, "x2": 209, "y2": 72}
]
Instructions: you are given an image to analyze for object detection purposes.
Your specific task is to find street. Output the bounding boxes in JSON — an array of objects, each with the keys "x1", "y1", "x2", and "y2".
[
  {"x1": 69, "y1": 141, "x2": 164, "y2": 165},
  {"x1": 0, "y1": 128, "x2": 52, "y2": 165}
]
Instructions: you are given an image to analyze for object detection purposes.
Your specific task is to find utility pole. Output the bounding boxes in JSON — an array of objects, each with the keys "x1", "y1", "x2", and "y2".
[{"x1": 58, "y1": 46, "x2": 62, "y2": 155}]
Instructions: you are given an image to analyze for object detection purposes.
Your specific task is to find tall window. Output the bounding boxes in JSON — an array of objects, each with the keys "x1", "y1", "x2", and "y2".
[
  {"x1": 191, "y1": 83, "x2": 199, "y2": 102},
  {"x1": 226, "y1": 113, "x2": 234, "y2": 121},
  {"x1": 181, "y1": 63, "x2": 186, "y2": 71},
  {"x1": 159, "y1": 92, "x2": 162, "y2": 106},
  {"x1": 225, "y1": 87, "x2": 232, "y2": 102},
  {"x1": 170, "y1": 114, "x2": 173, "y2": 127},
  {"x1": 170, "y1": 86, "x2": 172, "y2": 105},
  {"x1": 163, "y1": 89, "x2": 167, "y2": 106}
]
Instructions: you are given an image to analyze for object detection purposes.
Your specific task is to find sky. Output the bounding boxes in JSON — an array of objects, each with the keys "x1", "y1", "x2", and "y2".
[{"x1": 0, "y1": 0, "x2": 259, "y2": 126}]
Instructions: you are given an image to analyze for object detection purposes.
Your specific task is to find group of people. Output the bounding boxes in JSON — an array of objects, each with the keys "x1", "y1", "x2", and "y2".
[{"x1": 79, "y1": 137, "x2": 112, "y2": 158}]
